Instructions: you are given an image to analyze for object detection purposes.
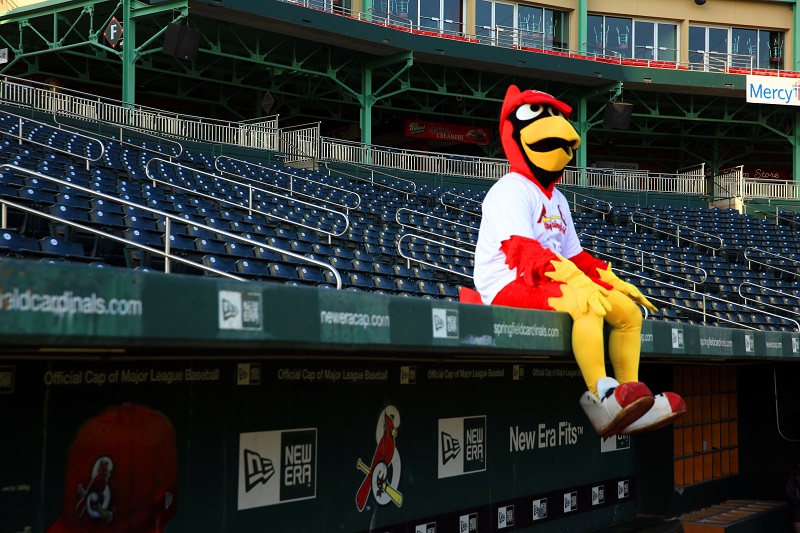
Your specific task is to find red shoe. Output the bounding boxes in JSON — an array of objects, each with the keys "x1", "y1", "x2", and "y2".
[
  {"x1": 580, "y1": 378, "x2": 654, "y2": 439},
  {"x1": 621, "y1": 392, "x2": 686, "y2": 435}
]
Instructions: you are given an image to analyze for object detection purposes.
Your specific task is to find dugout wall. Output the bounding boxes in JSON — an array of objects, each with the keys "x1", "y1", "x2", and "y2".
[{"x1": 1, "y1": 259, "x2": 799, "y2": 532}]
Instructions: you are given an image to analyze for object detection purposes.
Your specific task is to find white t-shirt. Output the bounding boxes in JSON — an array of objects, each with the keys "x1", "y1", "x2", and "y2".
[{"x1": 474, "y1": 172, "x2": 584, "y2": 304}]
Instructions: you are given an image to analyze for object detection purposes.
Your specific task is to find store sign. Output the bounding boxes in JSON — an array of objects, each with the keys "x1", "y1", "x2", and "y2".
[
  {"x1": 746, "y1": 75, "x2": 800, "y2": 106},
  {"x1": 404, "y1": 119, "x2": 490, "y2": 145}
]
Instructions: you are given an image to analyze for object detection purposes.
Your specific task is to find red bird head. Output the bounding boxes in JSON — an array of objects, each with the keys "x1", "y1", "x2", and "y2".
[
  {"x1": 383, "y1": 413, "x2": 396, "y2": 438},
  {"x1": 499, "y1": 85, "x2": 581, "y2": 192}
]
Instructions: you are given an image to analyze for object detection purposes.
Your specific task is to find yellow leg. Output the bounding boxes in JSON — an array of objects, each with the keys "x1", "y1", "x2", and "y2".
[
  {"x1": 603, "y1": 289, "x2": 643, "y2": 384},
  {"x1": 548, "y1": 284, "x2": 606, "y2": 396}
]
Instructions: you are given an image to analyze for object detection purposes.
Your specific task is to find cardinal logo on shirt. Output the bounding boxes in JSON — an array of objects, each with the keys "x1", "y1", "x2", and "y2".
[{"x1": 537, "y1": 206, "x2": 567, "y2": 234}]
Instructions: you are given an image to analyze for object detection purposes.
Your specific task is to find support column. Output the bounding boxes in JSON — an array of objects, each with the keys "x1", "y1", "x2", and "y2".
[
  {"x1": 793, "y1": 0, "x2": 799, "y2": 72},
  {"x1": 577, "y1": 0, "x2": 587, "y2": 54},
  {"x1": 122, "y1": 0, "x2": 136, "y2": 105},
  {"x1": 360, "y1": 62, "x2": 374, "y2": 159},
  {"x1": 794, "y1": 113, "x2": 800, "y2": 196},
  {"x1": 575, "y1": 96, "x2": 588, "y2": 186}
]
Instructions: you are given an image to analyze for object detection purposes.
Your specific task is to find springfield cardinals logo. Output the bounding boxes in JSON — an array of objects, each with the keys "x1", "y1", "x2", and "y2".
[
  {"x1": 76, "y1": 456, "x2": 114, "y2": 523},
  {"x1": 355, "y1": 405, "x2": 403, "y2": 511},
  {"x1": 537, "y1": 205, "x2": 567, "y2": 234}
]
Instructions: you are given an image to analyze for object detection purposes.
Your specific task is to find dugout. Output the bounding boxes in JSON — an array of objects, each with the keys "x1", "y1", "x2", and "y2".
[{"x1": 1, "y1": 259, "x2": 799, "y2": 532}]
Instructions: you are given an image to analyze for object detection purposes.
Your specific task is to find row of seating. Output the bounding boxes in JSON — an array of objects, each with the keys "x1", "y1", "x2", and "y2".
[{"x1": 1, "y1": 111, "x2": 800, "y2": 329}]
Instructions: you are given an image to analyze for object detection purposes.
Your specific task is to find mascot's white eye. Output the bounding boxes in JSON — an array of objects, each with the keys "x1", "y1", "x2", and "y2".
[
  {"x1": 516, "y1": 104, "x2": 544, "y2": 121},
  {"x1": 547, "y1": 106, "x2": 565, "y2": 118}
]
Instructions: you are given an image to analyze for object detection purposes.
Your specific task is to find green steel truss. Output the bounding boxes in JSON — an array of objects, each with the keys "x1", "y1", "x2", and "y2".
[{"x1": 0, "y1": 0, "x2": 797, "y2": 174}]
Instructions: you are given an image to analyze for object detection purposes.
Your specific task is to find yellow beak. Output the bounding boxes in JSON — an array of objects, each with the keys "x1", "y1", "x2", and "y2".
[{"x1": 519, "y1": 116, "x2": 581, "y2": 172}]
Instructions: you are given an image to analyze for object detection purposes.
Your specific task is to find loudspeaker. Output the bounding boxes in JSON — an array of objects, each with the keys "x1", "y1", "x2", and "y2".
[
  {"x1": 603, "y1": 101, "x2": 633, "y2": 129},
  {"x1": 162, "y1": 23, "x2": 202, "y2": 62}
]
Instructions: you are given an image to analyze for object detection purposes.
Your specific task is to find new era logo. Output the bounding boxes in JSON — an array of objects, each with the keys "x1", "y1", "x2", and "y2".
[
  {"x1": 497, "y1": 505, "x2": 514, "y2": 529},
  {"x1": 532, "y1": 498, "x2": 547, "y2": 521},
  {"x1": 459, "y1": 512, "x2": 478, "y2": 532},
  {"x1": 618, "y1": 480, "x2": 630, "y2": 499},
  {"x1": 592, "y1": 485, "x2": 605, "y2": 505},
  {"x1": 671, "y1": 328, "x2": 684, "y2": 349},
  {"x1": 563, "y1": 491, "x2": 577, "y2": 512},
  {"x1": 415, "y1": 522, "x2": 436, "y2": 533},
  {"x1": 219, "y1": 291, "x2": 262, "y2": 330},
  {"x1": 400, "y1": 366, "x2": 417, "y2": 385},
  {"x1": 441, "y1": 432, "x2": 461, "y2": 464},
  {"x1": 432, "y1": 309, "x2": 458, "y2": 339},
  {"x1": 243, "y1": 449, "x2": 275, "y2": 492},
  {"x1": 237, "y1": 363, "x2": 261, "y2": 385}
]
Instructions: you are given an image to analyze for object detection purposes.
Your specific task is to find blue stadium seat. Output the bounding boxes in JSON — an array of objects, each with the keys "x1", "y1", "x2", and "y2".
[{"x1": 201, "y1": 255, "x2": 239, "y2": 275}]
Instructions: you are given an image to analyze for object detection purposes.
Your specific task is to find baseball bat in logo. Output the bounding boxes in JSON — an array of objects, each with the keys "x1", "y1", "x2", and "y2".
[
  {"x1": 355, "y1": 405, "x2": 403, "y2": 511},
  {"x1": 237, "y1": 428, "x2": 317, "y2": 510}
]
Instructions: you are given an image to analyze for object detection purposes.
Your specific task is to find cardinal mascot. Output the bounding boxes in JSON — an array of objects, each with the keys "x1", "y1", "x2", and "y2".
[{"x1": 462, "y1": 85, "x2": 686, "y2": 438}]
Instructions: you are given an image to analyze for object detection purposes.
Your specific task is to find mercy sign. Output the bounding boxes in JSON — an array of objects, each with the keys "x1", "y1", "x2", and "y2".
[{"x1": 746, "y1": 75, "x2": 800, "y2": 106}]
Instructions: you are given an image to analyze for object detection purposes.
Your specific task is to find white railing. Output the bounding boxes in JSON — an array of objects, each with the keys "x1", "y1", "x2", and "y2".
[
  {"x1": 740, "y1": 178, "x2": 800, "y2": 199},
  {"x1": 715, "y1": 165, "x2": 745, "y2": 198},
  {"x1": 0, "y1": 75, "x2": 279, "y2": 151},
  {"x1": 320, "y1": 137, "x2": 508, "y2": 180},
  {"x1": 3, "y1": 74, "x2": 798, "y2": 201},
  {"x1": 561, "y1": 166, "x2": 706, "y2": 195},
  {"x1": 281, "y1": 123, "x2": 320, "y2": 162}
]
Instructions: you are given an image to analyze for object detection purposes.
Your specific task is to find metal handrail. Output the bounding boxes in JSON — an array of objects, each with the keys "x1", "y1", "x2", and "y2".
[
  {"x1": 1, "y1": 109, "x2": 105, "y2": 170},
  {"x1": 53, "y1": 112, "x2": 184, "y2": 161},
  {"x1": 560, "y1": 187, "x2": 613, "y2": 218},
  {"x1": 738, "y1": 281, "x2": 800, "y2": 317},
  {"x1": 439, "y1": 191, "x2": 482, "y2": 218},
  {"x1": 145, "y1": 158, "x2": 350, "y2": 242},
  {"x1": 743, "y1": 247, "x2": 800, "y2": 280},
  {"x1": 395, "y1": 207, "x2": 477, "y2": 247},
  {"x1": 396, "y1": 233, "x2": 473, "y2": 279},
  {"x1": 630, "y1": 210, "x2": 724, "y2": 256},
  {"x1": 320, "y1": 160, "x2": 417, "y2": 199},
  {"x1": 735, "y1": 282, "x2": 800, "y2": 330},
  {"x1": 0, "y1": 75, "x2": 266, "y2": 130},
  {"x1": 0, "y1": 165, "x2": 342, "y2": 288},
  {"x1": 214, "y1": 155, "x2": 361, "y2": 211},
  {"x1": 580, "y1": 233, "x2": 707, "y2": 290},
  {"x1": 618, "y1": 269, "x2": 799, "y2": 331}
]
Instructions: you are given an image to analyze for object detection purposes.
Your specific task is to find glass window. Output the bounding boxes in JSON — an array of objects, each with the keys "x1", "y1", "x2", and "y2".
[
  {"x1": 606, "y1": 17, "x2": 632, "y2": 58},
  {"x1": 475, "y1": 2, "x2": 567, "y2": 49},
  {"x1": 707, "y1": 27, "x2": 728, "y2": 71},
  {"x1": 634, "y1": 20, "x2": 654, "y2": 60},
  {"x1": 443, "y1": 0, "x2": 463, "y2": 33},
  {"x1": 688, "y1": 25, "x2": 706, "y2": 69},
  {"x1": 731, "y1": 28, "x2": 757, "y2": 69},
  {"x1": 476, "y1": 0, "x2": 493, "y2": 42},
  {"x1": 657, "y1": 23, "x2": 677, "y2": 62},
  {"x1": 518, "y1": 5, "x2": 544, "y2": 49},
  {"x1": 495, "y1": 2, "x2": 515, "y2": 47},
  {"x1": 546, "y1": 8, "x2": 568, "y2": 50},
  {"x1": 588, "y1": 14, "x2": 605, "y2": 56},
  {"x1": 766, "y1": 31, "x2": 784, "y2": 69},
  {"x1": 420, "y1": 0, "x2": 440, "y2": 30}
]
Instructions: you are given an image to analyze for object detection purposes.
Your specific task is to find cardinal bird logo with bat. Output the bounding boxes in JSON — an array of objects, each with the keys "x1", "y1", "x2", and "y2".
[{"x1": 355, "y1": 405, "x2": 403, "y2": 511}]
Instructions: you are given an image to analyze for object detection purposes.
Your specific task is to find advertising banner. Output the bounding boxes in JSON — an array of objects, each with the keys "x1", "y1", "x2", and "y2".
[
  {"x1": 746, "y1": 75, "x2": 800, "y2": 106},
  {"x1": 0, "y1": 360, "x2": 635, "y2": 533},
  {"x1": 404, "y1": 119, "x2": 491, "y2": 145}
]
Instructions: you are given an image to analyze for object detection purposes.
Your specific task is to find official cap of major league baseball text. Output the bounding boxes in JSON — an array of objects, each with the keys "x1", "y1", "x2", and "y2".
[{"x1": 47, "y1": 403, "x2": 177, "y2": 533}]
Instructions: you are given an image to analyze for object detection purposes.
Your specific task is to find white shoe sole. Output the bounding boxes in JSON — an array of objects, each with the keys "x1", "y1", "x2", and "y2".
[
  {"x1": 580, "y1": 391, "x2": 654, "y2": 439},
  {"x1": 621, "y1": 394, "x2": 687, "y2": 435}
]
